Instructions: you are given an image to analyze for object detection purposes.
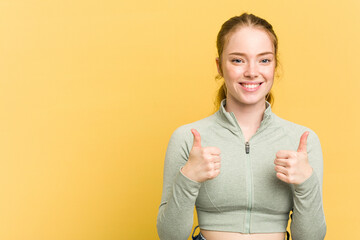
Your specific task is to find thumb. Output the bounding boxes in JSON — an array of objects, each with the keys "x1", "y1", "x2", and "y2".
[
  {"x1": 297, "y1": 131, "x2": 309, "y2": 152},
  {"x1": 191, "y1": 129, "x2": 201, "y2": 148}
]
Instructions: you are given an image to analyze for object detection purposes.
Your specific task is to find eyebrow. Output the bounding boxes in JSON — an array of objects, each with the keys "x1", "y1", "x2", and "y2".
[{"x1": 229, "y1": 52, "x2": 274, "y2": 56}]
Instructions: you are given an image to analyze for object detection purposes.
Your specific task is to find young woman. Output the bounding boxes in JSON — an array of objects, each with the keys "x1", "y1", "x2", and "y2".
[{"x1": 157, "y1": 13, "x2": 326, "y2": 240}]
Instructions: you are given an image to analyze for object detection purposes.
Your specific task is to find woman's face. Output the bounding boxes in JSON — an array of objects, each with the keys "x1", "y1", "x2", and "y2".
[{"x1": 217, "y1": 26, "x2": 276, "y2": 107}]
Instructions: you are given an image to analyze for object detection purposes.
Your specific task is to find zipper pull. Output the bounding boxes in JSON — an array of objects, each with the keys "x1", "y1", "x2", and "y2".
[{"x1": 245, "y1": 141, "x2": 250, "y2": 154}]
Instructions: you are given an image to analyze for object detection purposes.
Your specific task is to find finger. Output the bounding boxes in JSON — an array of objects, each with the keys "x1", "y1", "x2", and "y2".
[
  {"x1": 297, "y1": 131, "x2": 309, "y2": 153},
  {"x1": 206, "y1": 146, "x2": 221, "y2": 155},
  {"x1": 212, "y1": 168, "x2": 221, "y2": 178},
  {"x1": 274, "y1": 158, "x2": 287, "y2": 167},
  {"x1": 274, "y1": 165, "x2": 288, "y2": 175},
  {"x1": 276, "y1": 150, "x2": 294, "y2": 159},
  {"x1": 211, "y1": 155, "x2": 221, "y2": 163},
  {"x1": 213, "y1": 162, "x2": 221, "y2": 170},
  {"x1": 191, "y1": 129, "x2": 201, "y2": 148},
  {"x1": 276, "y1": 172, "x2": 289, "y2": 183}
]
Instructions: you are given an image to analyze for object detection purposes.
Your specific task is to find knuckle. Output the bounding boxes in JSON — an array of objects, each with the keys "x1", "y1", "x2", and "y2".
[
  {"x1": 203, "y1": 148, "x2": 210, "y2": 156},
  {"x1": 287, "y1": 161, "x2": 293, "y2": 167},
  {"x1": 205, "y1": 164, "x2": 212, "y2": 171}
]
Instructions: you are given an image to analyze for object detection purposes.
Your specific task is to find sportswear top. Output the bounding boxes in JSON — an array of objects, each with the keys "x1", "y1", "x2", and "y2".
[{"x1": 157, "y1": 99, "x2": 326, "y2": 240}]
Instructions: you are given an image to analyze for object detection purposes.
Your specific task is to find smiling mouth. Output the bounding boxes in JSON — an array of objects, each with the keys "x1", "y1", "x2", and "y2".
[{"x1": 239, "y1": 82, "x2": 263, "y2": 89}]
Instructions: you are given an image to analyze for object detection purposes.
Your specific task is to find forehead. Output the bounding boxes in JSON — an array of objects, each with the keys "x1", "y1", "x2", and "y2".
[{"x1": 223, "y1": 26, "x2": 274, "y2": 55}]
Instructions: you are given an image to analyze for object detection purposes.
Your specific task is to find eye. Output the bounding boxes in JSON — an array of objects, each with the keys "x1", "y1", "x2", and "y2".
[
  {"x1": 261, "y1": 59, "x2": 271, "y2": 63},
  {"x1": 231, "y1": 58, "x2": 244, "y2": 64}
]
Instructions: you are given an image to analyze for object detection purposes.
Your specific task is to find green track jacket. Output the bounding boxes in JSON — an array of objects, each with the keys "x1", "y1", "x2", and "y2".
[{"x1": 157, "y1": 99, "x2": 326, "y2": 240}]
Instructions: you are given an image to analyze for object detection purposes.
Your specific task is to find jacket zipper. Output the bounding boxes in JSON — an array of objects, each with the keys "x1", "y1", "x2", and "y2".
[
  {"x1": 229, "y1": 112, "x2": 263, "y2": 233},
  {"x1": 245, "y1": 141, "x2": 250, "y2": 154},
  {"x1": 244, "y1": 141, "x2": 252, "y2": 233}
]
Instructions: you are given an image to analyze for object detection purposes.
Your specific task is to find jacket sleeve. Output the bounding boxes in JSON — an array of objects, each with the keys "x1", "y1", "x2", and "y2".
[
  {"x1": 290, "y1": 130, "x2": 327, "y2": 240},
  {"x1": 157, "y1": 127, "x2": 202, "y2": 240}
]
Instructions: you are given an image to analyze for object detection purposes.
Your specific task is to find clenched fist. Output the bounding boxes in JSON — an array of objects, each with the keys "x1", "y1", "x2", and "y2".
[
  {"x1": 274, "y1": 131, "x2": 313, "y2": 185},
  {"x1": 181, "y1": 129, "x2": 221, "y2": 183}
]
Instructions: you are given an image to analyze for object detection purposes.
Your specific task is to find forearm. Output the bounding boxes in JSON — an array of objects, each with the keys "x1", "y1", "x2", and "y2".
[
  {"x1": 157, "y1": 170, "x2": 201, "y2": 240},
  {"x1": 290, "y1": 171, "x2": 326, "y2": 240}
]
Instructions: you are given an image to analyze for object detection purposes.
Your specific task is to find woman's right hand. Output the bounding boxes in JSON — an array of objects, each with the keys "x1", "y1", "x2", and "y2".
[{"x1": 181, "y1": 129, "x2": 221, "y2": 183}]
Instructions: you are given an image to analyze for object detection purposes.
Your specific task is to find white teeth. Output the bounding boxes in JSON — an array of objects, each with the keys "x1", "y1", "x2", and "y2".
[{"x1": 243, "y1": 83, "x2": 260, "y2": 89}]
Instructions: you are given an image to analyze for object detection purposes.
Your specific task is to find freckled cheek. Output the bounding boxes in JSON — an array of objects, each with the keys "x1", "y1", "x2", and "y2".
[
  {"x1": 260, "y1": 68, "x2": 275, "y2": 80},
  {"x1": 223, "y1": 66, "x2": 243, "y2": 80}
]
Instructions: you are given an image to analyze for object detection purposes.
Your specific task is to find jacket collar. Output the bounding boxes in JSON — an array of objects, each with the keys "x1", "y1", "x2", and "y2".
[{"x1": 215, "y1": 98, "x2": 273, "y2": 134}]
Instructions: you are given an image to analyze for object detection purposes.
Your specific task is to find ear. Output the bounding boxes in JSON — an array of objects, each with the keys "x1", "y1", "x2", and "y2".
[{"x1": 215, "y1": 57, "x2": 223, "y2": 77}]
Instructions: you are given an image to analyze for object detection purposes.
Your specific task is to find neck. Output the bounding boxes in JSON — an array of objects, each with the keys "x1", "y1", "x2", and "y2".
[{"x1": 225, "y1": 97, "x2": 266, "y2": 132}]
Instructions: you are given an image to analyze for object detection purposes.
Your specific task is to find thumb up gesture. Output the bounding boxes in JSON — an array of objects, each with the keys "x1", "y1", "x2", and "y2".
[
  {"x1": 274, "y1": 132, "x2": 313, "y2": 185},
  {"x1": 181, "y1": 129, "x2": 221, "y2": 183}
]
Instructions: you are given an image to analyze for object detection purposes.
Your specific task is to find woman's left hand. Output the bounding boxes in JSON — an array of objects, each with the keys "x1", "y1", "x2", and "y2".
[{"x1": 274, "y1": 131, "x2": 313, "y2": 185}]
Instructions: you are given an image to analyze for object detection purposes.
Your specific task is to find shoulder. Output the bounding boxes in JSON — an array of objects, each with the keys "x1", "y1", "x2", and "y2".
[
  {"x1": 168, "y1": 113, "x2": 218, "y2": 147},
  {"x1": 272, "y1": 114, "x2": 321, "y2": 146}
]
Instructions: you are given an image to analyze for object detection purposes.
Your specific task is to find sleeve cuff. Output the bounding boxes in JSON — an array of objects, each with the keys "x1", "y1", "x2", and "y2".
[
  {"x1": 293, "y1": 170, "x2": 319, "y2": 193},
  {"x1": 177, "y1": 167, "x2": 202, "y2": 190},
  {"x1": 166, "y1": 168, "x2": 202, "y2": 209}
]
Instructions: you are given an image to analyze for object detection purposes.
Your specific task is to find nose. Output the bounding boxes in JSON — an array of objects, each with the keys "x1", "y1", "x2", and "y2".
[{"x1": 244, "y1": 62, "x2": 259, "y2": 78}]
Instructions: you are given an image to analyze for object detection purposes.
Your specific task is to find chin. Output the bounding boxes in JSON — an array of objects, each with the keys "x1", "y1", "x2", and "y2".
[{"x1": 237, "y1": 96, "x2": 265, "y2": 106}]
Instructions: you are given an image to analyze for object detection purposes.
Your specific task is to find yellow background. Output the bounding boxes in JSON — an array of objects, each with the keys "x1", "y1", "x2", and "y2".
[{"x1": 0, "y1": 0, "x2": 359, "y2": 239}]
